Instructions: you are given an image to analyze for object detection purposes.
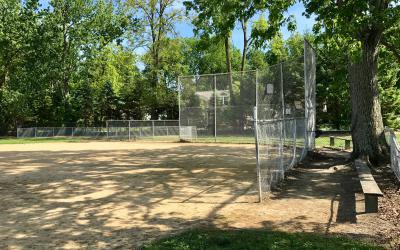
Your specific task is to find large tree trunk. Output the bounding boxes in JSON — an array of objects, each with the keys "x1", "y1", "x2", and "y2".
[
  {"x1": 224, "y1": 34, "x2": 234, "y2": 104},
  {"x1": 349, "y1": 35, "x2": 389, "y2": 164},
  {"x1": 240, "y1": 19, "x2": 248, "y2": 72}
]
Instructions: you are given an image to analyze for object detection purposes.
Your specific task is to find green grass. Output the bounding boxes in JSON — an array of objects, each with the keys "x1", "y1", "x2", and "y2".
[
  {"x1": 0, "y1": 137, "x2": 92, "y2": 144},
  {"x1": 315, "y1": 136, "x2": 352, "y2": 149},
  {"x1": 143, "y1": 229, "x2": 382, "y2": 250},
  {"x1": 193, "y1": 136, "x2": 255, "y2": 144}
]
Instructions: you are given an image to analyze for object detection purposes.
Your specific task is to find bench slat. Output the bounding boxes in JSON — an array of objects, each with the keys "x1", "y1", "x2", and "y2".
[{"x1": 355, "y1": 160, "x2": 383, "y2": 196}]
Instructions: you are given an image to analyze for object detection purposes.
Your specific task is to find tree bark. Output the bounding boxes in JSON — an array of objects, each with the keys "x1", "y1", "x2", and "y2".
[
  {"x1": 349, "y1": 35, "x2": 389, "y2": 164},
  {"x1": 224, "y1": 34, "x2": 235, "y2": 105},
  {"x1": 240, "y1": 19, "x2": 248, "y2": 72}
]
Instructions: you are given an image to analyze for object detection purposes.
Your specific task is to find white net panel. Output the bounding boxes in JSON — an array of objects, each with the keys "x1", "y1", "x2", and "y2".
[{"x1": 179, "y1": 126, "x2": 198, "y2": 141}]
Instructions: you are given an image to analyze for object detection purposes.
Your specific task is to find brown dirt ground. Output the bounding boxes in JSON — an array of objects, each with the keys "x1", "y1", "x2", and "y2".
[{"x1": 0, "y1": 142, "x2": 398, "y2": 249}]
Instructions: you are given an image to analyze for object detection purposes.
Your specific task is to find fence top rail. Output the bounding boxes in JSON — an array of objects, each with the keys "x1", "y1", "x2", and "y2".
[
  {"x1": 18, "y1": 127, "x2": 106, "y2": 129},
  {"x1": 253, "y1": 117, "x2": 305, "y2": 123},
  {"x1": 106, "y1": 120, "x2": 179, "y2": 122},
  {"x1": 178, "y1": 55, "x2": 304, "y2": 79}
]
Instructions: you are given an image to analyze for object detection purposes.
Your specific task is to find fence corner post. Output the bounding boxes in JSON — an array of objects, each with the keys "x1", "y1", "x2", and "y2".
[
  {"x1": 128, "y1": 121, "x2": 131, "y2": 141},
  {"x1": 152, "y1": 121, "x2": 155, "y2": 138}
]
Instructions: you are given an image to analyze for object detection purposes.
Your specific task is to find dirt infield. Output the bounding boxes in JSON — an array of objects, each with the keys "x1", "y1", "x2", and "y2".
[{"x1": 0, "y1": 142, "x2": 396, "y2": 249}]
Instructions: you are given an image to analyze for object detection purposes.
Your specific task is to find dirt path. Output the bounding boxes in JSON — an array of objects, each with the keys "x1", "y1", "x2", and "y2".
[
  {"x1": 215, "y1": 150, "x2": 396, "y2": 246},
  {"x1": 0, "y1": 142, "x2": 397, "y2": 249}
]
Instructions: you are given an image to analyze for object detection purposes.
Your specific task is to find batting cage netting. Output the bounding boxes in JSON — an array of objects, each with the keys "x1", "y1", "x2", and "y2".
[{"x1": 178, "y1": 40, "x2": 316, "y2": 199}]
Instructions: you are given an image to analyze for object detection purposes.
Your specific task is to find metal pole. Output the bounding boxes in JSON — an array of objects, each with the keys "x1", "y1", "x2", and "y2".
[
  {"x1": 128, "y1": 121, "x2": 131, "y2": 141},
  {"x1": 152, "y1": 121, "x2": 155, "y2": 138},
  {"x1": 253, "y1": 106, "x2": 263, "y2": 202},
  {"x1": 255, "y1": 70, "x2": 258, "y2": 111},
  {"x1": 214, "y1": 75, "x2": 217, "y2": 142},
  {"x1": 106, "y1": 121, "x2": 109, "y2": 139},
  {"x1": 280, "y1": 63, "x2": 285, "y2": 176},
  {"x1": 34, "y1": 127, "x2": 37, "y2": 138},
  {"x1": 280, "y1": 62, "x2": 286, "y2": 135},
  {"x1": 304, "y1": 39, "x2": 310, "y2": 152},
  {"x1": 292, "y1": 119, "x2": 297, "y2": 167}
]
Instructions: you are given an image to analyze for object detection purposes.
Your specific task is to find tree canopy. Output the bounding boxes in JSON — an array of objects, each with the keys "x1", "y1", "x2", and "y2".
[{"x1": 0, "y1": 0, "x2": 399, "y2": 162}]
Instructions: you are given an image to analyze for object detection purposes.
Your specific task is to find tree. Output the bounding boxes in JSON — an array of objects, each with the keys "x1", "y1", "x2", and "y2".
[
  {"x1": 303, "y1": 0, "x2": 400, "y2": 163},
  {"x1": 128, "y1": 0, "x2": 182, "y2": 119}
]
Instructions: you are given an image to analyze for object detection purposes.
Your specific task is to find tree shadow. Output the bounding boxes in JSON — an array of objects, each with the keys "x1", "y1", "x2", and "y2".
[{"x1": 0, "y1": 143, "x2": 259, "y2": 248}]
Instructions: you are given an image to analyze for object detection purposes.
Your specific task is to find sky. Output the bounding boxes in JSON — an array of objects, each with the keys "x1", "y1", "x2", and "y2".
[
  {"x1": 38, "y1": 0, "x2": 316, "y2": 52},
  {"x1": 174, "y1": 2, "x2": 316, "y2": 52}
]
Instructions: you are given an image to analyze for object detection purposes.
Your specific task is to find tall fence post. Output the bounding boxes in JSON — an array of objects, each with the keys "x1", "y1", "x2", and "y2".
[
  {"x1": 128, "y1": 121, "x2": 131, "y2": 141},
  {"x1": 280, "y1": 63, "x2": 285, "y2": 177},
  {"x1": 34, "y1": 127, "x2": 37, "y2": 138},
  {"x1": 106, "y1": 121, "x2": 109, "y2": 139},
  {"x1": 253, "y1": 106, "x2": 262, "y2": 202},
  {"x1": 214, "y1": 75, "x2": 217, "y2": 142},
  {"x1": 152, "y1": 121, "x2": 155, "y2": 138}
]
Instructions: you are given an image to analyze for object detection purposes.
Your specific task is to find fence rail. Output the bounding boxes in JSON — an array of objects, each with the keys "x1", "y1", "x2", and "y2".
[{"x1": 17, "y1": 125, "x2": 196, "y2": 141}]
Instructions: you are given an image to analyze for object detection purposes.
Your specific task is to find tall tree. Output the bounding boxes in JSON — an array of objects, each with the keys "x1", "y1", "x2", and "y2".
[
  {"x1": 128, "y1": 0, "x2": 182, "y2": 119},
  {"x1": 303, "y1": 0, "x2": 400, "y2": 163}
]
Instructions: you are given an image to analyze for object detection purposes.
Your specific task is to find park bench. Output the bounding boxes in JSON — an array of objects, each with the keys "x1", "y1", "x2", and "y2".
[
  {"x1": 355, "y1": 160, "x2": 383, "y2": 213},
  {"x1": 330, "y1": 136, "x2": 351, "y2": 150}
]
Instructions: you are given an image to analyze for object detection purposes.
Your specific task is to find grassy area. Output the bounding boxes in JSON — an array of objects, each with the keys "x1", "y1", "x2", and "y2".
[
  {"x1": 315, "y1": 136, "x2": 352, "y2": 149},
  {"x1": 194, "y1": 136, "x2": 255, "y2": 144},
  {"x1": 0, "y1": 137, "x2": 92, "y2": 144},
  {"x1": 143, "y1": 229, "x2": 382, "y2": 250}
]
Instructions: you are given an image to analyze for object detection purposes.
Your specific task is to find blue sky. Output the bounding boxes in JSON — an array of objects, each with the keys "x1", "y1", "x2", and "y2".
[
  {"x1": 38, "y1": 0, "x2": 315, "y2": 52},
  {"x1": 175, "y1": 2, "x2": 315, "y2": 52}
]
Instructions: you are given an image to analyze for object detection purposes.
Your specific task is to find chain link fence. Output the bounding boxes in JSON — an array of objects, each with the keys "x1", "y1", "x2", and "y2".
[
  {"x1": 254, "y1": 40, "x2": 316, "y2": 198},
  {"x1": 385, "y1": 128, "x2": 400, "y2": 182},
  {"x1": 106, "y1": 120, "x2": 181, "y2": 140},
  {"x1": 179, "y1": 71, "x2": 256, "y2": 143},
  {"x1": 16, "y1": 120, "x2": 195, "y2": 141},
  {"x1": 17, "y1": 127, "x2": 107, "y2": 138},
  {"x1": 179, "y1": 40, "x2": 316, "y2": 199}
]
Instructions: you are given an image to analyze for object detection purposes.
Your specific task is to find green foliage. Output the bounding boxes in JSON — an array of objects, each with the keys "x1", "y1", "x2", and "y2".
[
  {"x1": 1, "y1": 0, "x2": 399, "y2": 135},
  {"x1": 144, "y1": 229, "x2": 383, "y2": 250},
  {"x1": 379, "y1": 46, "x2": 400, "y2": 128}
]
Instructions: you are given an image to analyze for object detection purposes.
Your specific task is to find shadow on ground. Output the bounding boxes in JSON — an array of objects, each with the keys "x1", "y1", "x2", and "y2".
[{"x1": 0, "y1": 143, "x2": 392, "y2": 249}]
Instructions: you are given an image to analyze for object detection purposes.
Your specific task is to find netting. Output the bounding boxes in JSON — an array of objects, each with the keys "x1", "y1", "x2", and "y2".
[
  {"x1": 179, "y1": 71, "x2": 256, "y2": 143},
  {"x1": 254, "y1": 41, "x2": 316, "y2": 198},
  {"x1": 178, "y1": 40, "x2": 316, "y2": 199}
]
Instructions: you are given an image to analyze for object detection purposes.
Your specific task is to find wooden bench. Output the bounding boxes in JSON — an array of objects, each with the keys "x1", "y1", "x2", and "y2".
[
  {"x1": 330, "y1": 136, "x2": 351, "y2": 149},
  {"x1": 355, "y1": 160, "x2": 383, "y2": 213}
]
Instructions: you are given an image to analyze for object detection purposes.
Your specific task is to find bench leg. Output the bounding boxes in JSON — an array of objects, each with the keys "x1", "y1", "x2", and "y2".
[{"x1": 365, "y1": 194, "x2": 379, "y2": 213}]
